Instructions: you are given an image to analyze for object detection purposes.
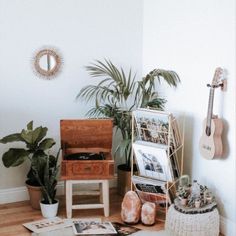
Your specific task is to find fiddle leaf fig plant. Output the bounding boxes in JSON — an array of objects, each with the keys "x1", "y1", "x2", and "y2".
[
  {"x1": 77, "y1": 59, "x2": 180, "y2": 168},
  {"x1": 0, "y1": 121, "x2": 56, "y2": 186}
]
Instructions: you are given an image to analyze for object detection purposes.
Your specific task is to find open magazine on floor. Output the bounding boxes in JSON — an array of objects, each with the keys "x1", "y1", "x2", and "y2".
[
  {"x1": 111, "y1": 222, "x2": 140, "y2": 236},
  {"x1": 72, "y1": 221, "x2": 140, "y2": 236},
  {"x1": 72, "y1": 219, "x2": 116, "y2": 235},
  {"x1": 23, "y1": 217, "x2": 72, "y2": 234},
  {"x1": 26, "y1": 218, "x2": 141, "y2": 236}
]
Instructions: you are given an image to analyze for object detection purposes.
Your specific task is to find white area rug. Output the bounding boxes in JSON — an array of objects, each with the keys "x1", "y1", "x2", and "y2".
[
  {"x1": 132, "y1": 230, "x2": 171, "y2": 236},
  {"x1": 32, "y1": 228, "x2": 170, "y2": 236}
]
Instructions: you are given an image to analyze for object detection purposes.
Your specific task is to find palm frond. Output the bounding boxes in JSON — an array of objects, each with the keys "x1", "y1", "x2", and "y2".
[
  {"x1": 146, "y1": 69, "x2": 180, "y2": 87},
  {"x1": 81, "y1": 60, "x2": 136, "y2": 105}
]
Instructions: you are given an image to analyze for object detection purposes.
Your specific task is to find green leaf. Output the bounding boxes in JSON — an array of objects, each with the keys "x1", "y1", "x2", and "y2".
[
  {"x1": 38, "y1": 138, "x2": 55, "y2": 150},
  {"x1": 27, "y1": 121, "x2": 33, "y2": 130},
  {"x1": 32, "y1": 127, "x2": 46, "y2": 144},
  {"x1": 20, "y1": 129, "x2": 32, "y2": 144},
  {"x1": 2, "y1": 148, "x2": 29, "y2": 167},
  {"x1": 31, "y1": 153, "x2": 47, "y2": 182},
  {"x1": 0, "y1": 133, "x2": 23, "y2": 144},
  {"x1": 35, "y1": 127, "x2": 48, "y2": 144},
  {"x1": 21, "y1": 126, "x2": 47, "y2": 145}
]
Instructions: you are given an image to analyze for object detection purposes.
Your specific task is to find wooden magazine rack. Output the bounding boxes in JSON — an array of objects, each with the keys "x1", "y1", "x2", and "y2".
[
  {"x1": 60, "y1": 119, "x2": 114, "y2": 180},
  {"x1": 131, "y1": 108, "x2": 185, "y2": 221}
]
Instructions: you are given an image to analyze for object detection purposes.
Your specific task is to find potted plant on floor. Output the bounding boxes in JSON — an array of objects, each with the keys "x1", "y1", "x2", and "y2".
[
  {"x1": 0, "y1": 121, "x2": 56, "y2": 209},
  {"x1": 32, "y1": 150, "x2": 60, "y2": 218},
  {"x1": 76, "y1": 59, "x2": 180, "y2": 195}
]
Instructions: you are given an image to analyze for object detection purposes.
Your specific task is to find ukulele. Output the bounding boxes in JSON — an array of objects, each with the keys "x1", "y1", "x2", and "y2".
[{"x1": 199, "y1": 68, "x2": 224, "y2": 160}]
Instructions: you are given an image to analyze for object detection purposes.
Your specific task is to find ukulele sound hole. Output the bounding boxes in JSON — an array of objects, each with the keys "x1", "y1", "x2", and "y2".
[{"x1": 205, "y1": 126, "x2": 211, "y2": 136}]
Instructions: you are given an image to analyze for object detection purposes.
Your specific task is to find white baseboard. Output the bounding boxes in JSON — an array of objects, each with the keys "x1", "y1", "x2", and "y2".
[
  {"x1": 0, "y1": 177, "x2": 117, "y2": 204},
  {"x1": 220, "y1": 216, "x2": 236, "y2": 236},
  {"x1": 0, "y1": 186, "x2": 29, "y2": 204}
]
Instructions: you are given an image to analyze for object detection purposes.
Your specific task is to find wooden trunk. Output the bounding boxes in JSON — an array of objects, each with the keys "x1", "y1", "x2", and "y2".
[{"x1": 60, "y1": 119, "x2": 114, "y2": 180}]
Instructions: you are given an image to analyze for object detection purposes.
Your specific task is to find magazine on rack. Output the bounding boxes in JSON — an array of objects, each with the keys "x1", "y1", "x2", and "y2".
[
  {"x1": 132, "y1": 141, "x2": 180, "y2": 182},
  {"x1": 133, "y1": 109, "x2": 182, "y2": 148},
  {"x1": 132, "y1": 175, "x2": 176, "y2": 204}
]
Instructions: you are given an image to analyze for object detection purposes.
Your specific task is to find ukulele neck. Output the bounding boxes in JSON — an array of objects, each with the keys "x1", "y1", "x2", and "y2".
[{"x1": 206, "y1": 88, "x2": 215, "y2": 136}]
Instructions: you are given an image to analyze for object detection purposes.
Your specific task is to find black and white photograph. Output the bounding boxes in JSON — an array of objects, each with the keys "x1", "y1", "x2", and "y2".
[
  {"x1": 133, "y1": 141, "x2": 173, "y2": 181},
  {"x1": 72, "y1": 219, "x2": 117, "y2": 235}
]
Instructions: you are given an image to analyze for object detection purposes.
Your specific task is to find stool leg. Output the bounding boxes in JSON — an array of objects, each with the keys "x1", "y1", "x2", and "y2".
[
  {"x1": 99, "y1": 183, "x2": 103, "y2": 203},
  {"x1": 64, "y1": 180, "x2": 66, "y2": 196},
  {"x1": 102, "y1": 180, "x2": 109, "y2": 217},
  {"x1": 66, "y1": 181, "x2": 72, "y2": 219}
]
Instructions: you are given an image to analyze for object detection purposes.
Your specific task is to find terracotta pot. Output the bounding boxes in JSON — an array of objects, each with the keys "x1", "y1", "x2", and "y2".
[
  {"x1": 195, "y1": 200, "x2": 201, "y2": 208},
  {"x1": 117, "y1": 164, "x2": 137, "y2": 196},
  {"x1": 180, "y1": 198, "x2": 188, "y2": 206},
  {"x1": 26, "y1": 183, "x2": 42, "y2": 210}
]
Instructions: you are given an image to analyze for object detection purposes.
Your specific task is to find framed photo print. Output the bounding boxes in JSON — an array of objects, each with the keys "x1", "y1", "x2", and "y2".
[
  {"x1": 133, "y1": 141, "x2": 174, "y2": 181},
  {"x1": 133, "y1": 108, "x2": 170, "y2": 145}
]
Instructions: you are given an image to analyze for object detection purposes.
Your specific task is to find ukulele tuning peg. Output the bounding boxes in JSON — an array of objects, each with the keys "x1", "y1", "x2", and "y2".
[
  {"x1": 219, "y1": 68, "x2": 227, "y2": 91},
  {"x1": 221, "y1": 79, "x2": 227, "y2": 91}
]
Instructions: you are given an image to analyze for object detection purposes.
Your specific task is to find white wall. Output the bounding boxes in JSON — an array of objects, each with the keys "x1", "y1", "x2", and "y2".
[
  {"x1": 0, "y1": 0, "x2": 143, "y2": 188},
  {"x1": 143, "y1": 0, "x2": 236, "y2": 235}
]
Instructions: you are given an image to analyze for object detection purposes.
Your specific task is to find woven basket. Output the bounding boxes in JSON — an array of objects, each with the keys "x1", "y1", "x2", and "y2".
[{"x1": 165, "y1": 205, "x2": 220, "y2": 236}]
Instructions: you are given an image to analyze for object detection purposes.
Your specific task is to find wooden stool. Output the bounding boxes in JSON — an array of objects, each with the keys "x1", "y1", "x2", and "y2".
[{"x1": 65, "y1": 179, "x2": 109, "y2": 219}]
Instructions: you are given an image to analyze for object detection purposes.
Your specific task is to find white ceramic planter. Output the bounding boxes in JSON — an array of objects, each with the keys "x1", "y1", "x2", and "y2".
[{"x1": 40, "y1": 200, "x2": 59, "y2": 218}]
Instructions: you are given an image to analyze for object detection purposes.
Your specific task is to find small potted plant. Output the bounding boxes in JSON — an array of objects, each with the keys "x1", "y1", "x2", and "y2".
[
  {"x1": 204, "y1": 189, "x2": 213, "y2": 204},
  {"x1": 177, "y1": 186, "x2": 189, "y2": 206},
  {"x1": 0, "y1": 121, "x2": 56, "y2": 209},
  {"x1": 32, "y1": 150, "x2": 60, "y2": 218}
]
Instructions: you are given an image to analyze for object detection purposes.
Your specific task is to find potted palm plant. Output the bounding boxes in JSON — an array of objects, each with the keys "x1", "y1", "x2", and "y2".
[
  {"x1": 77, "y1": 59, "x2": 180, "y2": 195},
  {"x1": 32, "y1": 150, "x2": 60, "y2": 218},
  {"x1": 0, "y1": 121, "x2": 56, "y2": 209}
]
